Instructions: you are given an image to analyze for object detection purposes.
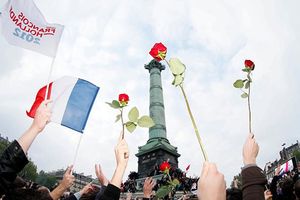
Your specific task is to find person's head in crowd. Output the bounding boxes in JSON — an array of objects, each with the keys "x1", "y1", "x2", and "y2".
[
  {"x1": 3, "y1": 165, "x2": 74, "y2": 200},
  {"x1": 80, "y1": 185, "x2": 100, "y2": 200},
  {"x1": 226, "y1": 188, "x2": 242, "y2": 200},
  {"x1": 281, "y1": 177, "x2": 294, "y2": 196},
  {"x1": 295, "y1": 179, "x2": 300, "y2": 199},
  {"x1": 3, "y1": 188, "x2": 52, "y2": 200}
]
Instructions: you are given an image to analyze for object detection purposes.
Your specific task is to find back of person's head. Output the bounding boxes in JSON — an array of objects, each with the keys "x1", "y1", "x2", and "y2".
[
  {"x1": 4, "y1": 188, "x2": 52, "y2": 200},
  {"x1": 226, "y1": 188, "x2": 242, "y2": 200},
  {"x1": 281, "y1": 177, "x2": 294, "y2": 196},
  {"x1": 80, "y1": 186, "x2": 100, "y2": 200},
  {"x1": 295, "y1": 179, "x2": 300, "y2": 199}
]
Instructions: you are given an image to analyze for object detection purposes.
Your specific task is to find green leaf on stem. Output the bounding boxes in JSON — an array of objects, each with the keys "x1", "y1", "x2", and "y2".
[
  {"x1": 125, "y1": 122, "x2": 137, "y2": 133},
  {"x1": 156, "y1": 185, "x2": 172, "y2": 198},
  {"x1": 111, "y1": 100, "x2": 121, "y2": 108},
  {"x1": 233, "y1": 79, "x2": 244, "y2": 88},
  {"x1": 245, "y1": 81, "x2": 250, "y2": 89},
  {"x1": 128, "y1": 107, "x2": 139, "y2": 122},
  {"x1": 169, "y1": 58, "x2": 186, "y2": 75},
  {"x1": 115, "y1": 114, "x2": 121, "y2": 122},
  {"x1": 241, "y1": 93, "x2": 248, "y2": 98},
  {"x1": 138, "y1": 116, "x2": 155, "y2": 128},
  {"x1": 242, "y1": 68, "x2": 251, "y2": 72},
  {"x1": 172, "y1": 178, "x2": 180, "y2": 186},
  {"x1": 172, "y1": 75, "x2": 184, "y2": 86}
]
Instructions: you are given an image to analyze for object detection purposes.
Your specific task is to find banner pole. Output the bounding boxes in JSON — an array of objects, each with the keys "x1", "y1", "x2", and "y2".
[
  {"x1": 45, "y1": 57, "x2": 56, "y2": 99},
  {"x1": 72, "y1": 134, "x2": 83, "y2": 170}
]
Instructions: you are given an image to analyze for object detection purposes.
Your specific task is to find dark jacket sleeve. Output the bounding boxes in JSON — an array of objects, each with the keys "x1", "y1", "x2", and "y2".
[
  {"x1": 97, "y1": 184, "x2": 121, "y2": 200},
  {"x1": 0, "y1": 140, "x2": 29, "y2": 195},
  {"x1": 64, "y1": 194, "x2": 78, "y2": 200},
  {"x1": 270, "y1": 175, "x2": 281, "y2": 200},
  {"x1": 241, "y1": 165, "x2": 267, "y2": 200}
]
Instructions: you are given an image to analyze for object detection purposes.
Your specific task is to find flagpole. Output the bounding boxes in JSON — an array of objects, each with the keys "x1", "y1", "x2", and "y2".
[
  {"x1": 45, "y1": 57, "x2": 56, "y2": 99},
  {"x1": 72, "y1": 134, "x2": 83, "y2": 170}
]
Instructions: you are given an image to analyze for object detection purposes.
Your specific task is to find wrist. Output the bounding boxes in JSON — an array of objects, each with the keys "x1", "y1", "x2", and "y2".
[
  {"x1": 29, "y1": 124, "x2": 43, "y2": 134},
  {"x1": 144, "y1": 193, "x2": 151, "y2": 198},
  {"x1": 243, "y1": 158, "x2": 256, "y2": 165},
  {"x1": 116, "y1": 163, "x2": 127, "y2": 171}
]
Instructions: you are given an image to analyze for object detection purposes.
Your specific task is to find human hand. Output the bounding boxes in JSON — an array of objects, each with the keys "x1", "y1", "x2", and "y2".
[
  {"x1": 264, "y1": 190, "x2": 272, "y2": 200},
  {"x1": 115, "y1": 131, "x2": 129, "y2": 168},
  {"x1": 79, "y1": 183, "x2": 94, "y2": 196},
  {"x1": 60, "y1": 165, "x2": 75, "y2": 190},
  {"x1": 126, "y1": 192, "x2": 132, "y2": 200},
  {"x1": 31, "y1": 100, "x2": 52, "y2": 133},
  {"x1": 243, "y1": 133, "x2": 259, "y2": 165},
  {"x1": 143, "y1": 177, "x2": 156, "y2": 198},
  {"x1": 197, "y1": 162, "x2": 226, "y2": 200},
  {"x1": 95, "y1": 164, "x2": 109, "y2": 186}
]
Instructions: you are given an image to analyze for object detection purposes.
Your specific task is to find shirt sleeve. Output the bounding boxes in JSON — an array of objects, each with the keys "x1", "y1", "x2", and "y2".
[
  {"x1": 241, "y1": 165, "x2": 267, "y2": 200},
  {"x1": 0, "y1": 140, "x2": 29, "y2": 195},
  {"x1": 97, "y1": 184, "x2": 121, "y2": 200}
]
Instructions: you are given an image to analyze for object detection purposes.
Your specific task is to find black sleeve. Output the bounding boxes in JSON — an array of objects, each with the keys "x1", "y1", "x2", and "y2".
[
  {"x1": 241, "y1": 165, "x2": 267, "y2": 200},
  {"x1": 64, "y1": 194, "x2": 77, "y2": 200},
  {"x1": 0, "y1": 140, "x2": 29, "y2": 195},
  {"x1": 270, "y1": 175, "x2": 281, "y2": 200},
  {"x1": 97, "y1": 184, "x2": 121, "y2": 200}
]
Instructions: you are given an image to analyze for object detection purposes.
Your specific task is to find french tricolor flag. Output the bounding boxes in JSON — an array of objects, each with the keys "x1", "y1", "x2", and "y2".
[
  {"x1": 279, "y1": 159, "x2": 294, "y2": 175},
  {"x1": 27, "y1": 76, "x2": 99, "y2": 133}
]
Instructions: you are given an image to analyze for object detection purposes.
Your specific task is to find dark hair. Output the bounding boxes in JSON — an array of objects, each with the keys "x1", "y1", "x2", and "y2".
[
  {"x1": 226, "y1": 188, "x2": 242, "y2": 200},
  {"x1": 295, "y1": 179, "x2": 300, "y2": 198},
  {"x1": 4, "y1": 188, "x2": 52, "y2": 200},
  {"x1": 80, "y1": 186, "x2": 100, "y2": 200},
  {"x1": 281, "y1": 178, "x2": 294, "y2": 195}
]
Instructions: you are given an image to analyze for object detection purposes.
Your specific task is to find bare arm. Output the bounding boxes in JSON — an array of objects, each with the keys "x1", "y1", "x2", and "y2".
[
  {"x1": 18, "y1": 100, "x2": 51, "y2": 154},
  {"x1": 50, "y1": 165, "x2": 75, "y2": 200},
  {"x1": 110, "y1": 131, "x2": 129, "y2": 189}
]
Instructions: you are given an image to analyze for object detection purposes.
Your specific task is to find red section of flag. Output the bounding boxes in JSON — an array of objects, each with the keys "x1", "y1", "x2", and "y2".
[
  {"x1": 26, "y1": 83, "x2": 53, "y2": 118},
  {"x1": 186, "y1": 164, "x2": 190, "y2": 171}
]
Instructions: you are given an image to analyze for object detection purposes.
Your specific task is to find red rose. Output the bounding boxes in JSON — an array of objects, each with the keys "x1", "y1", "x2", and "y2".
[
  {"x1": 118, "y1": 93, "x2": 129, "y2": 104},
  {"x1": 149, "y1": 42, "x2": 167, "y2": 61},
  {"x1": 244, "y1": 60, "x2": 255, "y2": 70},
  {"x1": 160, "y1": 161, "x2": 171, "y2": 173}
]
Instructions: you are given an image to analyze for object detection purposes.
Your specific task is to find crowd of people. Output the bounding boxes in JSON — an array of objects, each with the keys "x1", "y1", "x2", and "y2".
[{"x1": 0, "y1": 100, "x2": 299, "y2": 199}]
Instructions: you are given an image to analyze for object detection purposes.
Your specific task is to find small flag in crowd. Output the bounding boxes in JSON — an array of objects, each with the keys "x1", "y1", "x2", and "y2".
[
  {"x1": 185, "y1": 164, "x2": 190, "y2": 171},
  {"x1": 279, "y1": 159, "x2": 294, "y2": 175},
  {"x1": 27, "y1": 76, "x2": 99, "y2": 133},
  {"x1": 0, "y1": 0, "x2": 64, "y2": 57}
]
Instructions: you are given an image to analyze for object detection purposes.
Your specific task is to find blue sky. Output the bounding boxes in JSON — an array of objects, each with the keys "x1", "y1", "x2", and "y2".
[{"x1": 0, "y1": 0, "x2": 299, "y2": 185}]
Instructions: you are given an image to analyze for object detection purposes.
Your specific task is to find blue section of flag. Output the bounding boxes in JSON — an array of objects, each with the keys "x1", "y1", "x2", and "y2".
[{"x1": 61, "y1": 79, "x2": 99, "y2": 133}]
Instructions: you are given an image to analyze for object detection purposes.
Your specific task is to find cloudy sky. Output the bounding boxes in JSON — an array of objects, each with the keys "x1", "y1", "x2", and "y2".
[{"x1": 0, "y1": 0, "x2": 299, "y2": 185}]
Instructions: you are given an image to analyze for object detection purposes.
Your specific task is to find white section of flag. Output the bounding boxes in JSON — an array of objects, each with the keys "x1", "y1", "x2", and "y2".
[
  {"x1": 51, "y1": 76, "x2": 78, "y2": 124},
  {"x1": 0, "y1": 0, "x2": 64, "y2": 57}
]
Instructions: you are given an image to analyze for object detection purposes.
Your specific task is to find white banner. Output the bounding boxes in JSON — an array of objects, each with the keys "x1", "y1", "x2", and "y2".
[{"x1": 0, "y1": 0, "x2": 64, "y2": 57}]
